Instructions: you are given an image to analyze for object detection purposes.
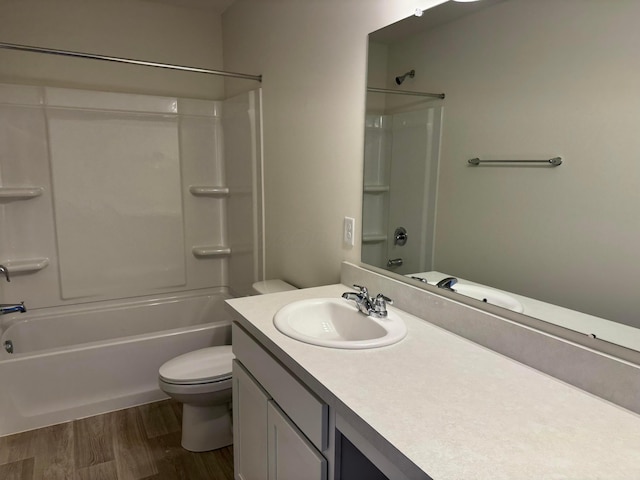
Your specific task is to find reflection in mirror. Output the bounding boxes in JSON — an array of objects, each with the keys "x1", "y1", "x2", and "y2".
[{"x1": 362, "y1": 0, "x2": 640, "y2": 354}]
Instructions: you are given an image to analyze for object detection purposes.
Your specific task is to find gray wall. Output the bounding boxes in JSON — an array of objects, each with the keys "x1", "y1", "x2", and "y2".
[{"x1": 382, "y1": 0, "x2": 640, "y2": 325}]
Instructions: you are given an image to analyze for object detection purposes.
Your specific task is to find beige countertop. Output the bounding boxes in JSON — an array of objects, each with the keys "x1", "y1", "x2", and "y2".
[{"x1": 227, "y1": 284, "x2": 640, "y2": 480}]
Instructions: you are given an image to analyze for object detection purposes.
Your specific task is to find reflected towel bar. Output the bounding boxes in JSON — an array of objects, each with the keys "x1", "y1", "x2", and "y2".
[{"x1": 468, "y1": 157, "x2": 562, "y2": 167}]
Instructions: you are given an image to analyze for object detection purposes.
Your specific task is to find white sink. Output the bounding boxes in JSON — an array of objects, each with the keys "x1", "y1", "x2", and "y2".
[
  {"x1": 273, "y1": 298, "x2": 407, "y2": 349},
  {"x1": 452, "y1": 284, "x2": 524, "y2": 313}
]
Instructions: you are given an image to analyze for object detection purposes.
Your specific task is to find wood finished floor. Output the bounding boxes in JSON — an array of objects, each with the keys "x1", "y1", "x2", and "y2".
[{"x1": 0, "y1": 400, "x2": 234, "y2": 480}]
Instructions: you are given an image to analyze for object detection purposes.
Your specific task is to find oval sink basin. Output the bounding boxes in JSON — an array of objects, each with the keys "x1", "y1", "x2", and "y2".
[
  {"x1": 273, "y1": 298, "x2": 407, "y2": 349},
  {"x1": 452, "y1": 284, "x2": 524, "y2": 313}
]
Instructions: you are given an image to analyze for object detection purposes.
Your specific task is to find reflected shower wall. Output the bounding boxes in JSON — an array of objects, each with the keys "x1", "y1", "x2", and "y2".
[
  {"x1": 362, "y1": 107, "x2": 442, "y2": 274},
  {"x1": 0, "y1": 82, "x2": 263, "y2": 309}
]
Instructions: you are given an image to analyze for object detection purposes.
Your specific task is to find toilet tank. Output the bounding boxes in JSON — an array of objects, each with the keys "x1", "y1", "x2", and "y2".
[{"x1": 252, "y1": 280, "x2": 297, "y2": 295}]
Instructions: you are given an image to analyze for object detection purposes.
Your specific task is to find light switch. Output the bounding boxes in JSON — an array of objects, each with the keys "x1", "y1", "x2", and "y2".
[{"x1": 344, "y1": 217, "x2": 355, "y2": 247}]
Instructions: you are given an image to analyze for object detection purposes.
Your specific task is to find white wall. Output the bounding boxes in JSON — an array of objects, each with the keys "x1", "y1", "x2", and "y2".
[
  {"x1": 222, "y1": 0, "x2": 446, "y2": 288},
  {"x1": 0, "y1": 0, "x2": 226, "y2": 99}
]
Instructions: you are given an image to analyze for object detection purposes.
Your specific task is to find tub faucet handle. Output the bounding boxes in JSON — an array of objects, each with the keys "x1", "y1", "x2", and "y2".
[
  {"x1": 0, "y1": 265, "x2": 9, "y2": 282},
  {"x1": 0, "y1": 302, "x2": 26, "y2": 315}
]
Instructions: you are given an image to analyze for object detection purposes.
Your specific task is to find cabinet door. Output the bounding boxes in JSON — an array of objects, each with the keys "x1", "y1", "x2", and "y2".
[
  {"x1": 233, "y1": 360, "x2": 270, "y2": 480},
  {"x1": 267, "y1": 401, "x2": 327, "y2": 480}
]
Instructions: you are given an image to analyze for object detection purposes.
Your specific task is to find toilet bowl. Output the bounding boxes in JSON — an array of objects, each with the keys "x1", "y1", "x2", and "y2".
[
  {"x1": 159, "y1": 280, "x2": 296, "y2": 452},
  {"x1": 158, "y1": 345, "x2": 234, "y2": 452}
]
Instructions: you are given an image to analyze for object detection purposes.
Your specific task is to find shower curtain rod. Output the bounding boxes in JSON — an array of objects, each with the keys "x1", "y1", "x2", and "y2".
[
  {"x1": 0, "y1": 41, "x2": 262, "y2": 82},
  {"x1": 367, "y1": 86, "x2": 445, "y2": 99}
]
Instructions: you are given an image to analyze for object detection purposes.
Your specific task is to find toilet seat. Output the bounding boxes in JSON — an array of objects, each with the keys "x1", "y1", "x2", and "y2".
[{"x1": 159, "y1": 345, "x2": 234, "y2": 385}]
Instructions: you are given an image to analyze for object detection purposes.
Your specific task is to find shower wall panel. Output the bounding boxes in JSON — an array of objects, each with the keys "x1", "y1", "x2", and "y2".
[
  {"x1": 178, "y1": 98, "x2": 229, "y2": 289},
  {"x1": 47, "y1": 100, "x2": 185, "y2": 299},
  {"x1": 361, "y1": 115, "x2": 391, "y2": 268},
  {"x1": 223, "y1": 90, "x2": 264, "y2": 296},
  {"x1": 0, "y1": 83, "x2": 244, "y2": 309}
]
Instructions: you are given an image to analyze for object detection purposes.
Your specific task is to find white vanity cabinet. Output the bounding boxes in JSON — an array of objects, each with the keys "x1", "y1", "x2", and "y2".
[
  {"x1": 232, "y1": 360, "x2": 269, "y2": 480},
  {"x1": 267, "y1": 400, "x2": 327, "y2": 480},
  {"x1": 232, "y1": 323, "x2": 328, "y2": 480},
  {"x1": 227, "y1": 284, "x2": 640, "y2": 480}
]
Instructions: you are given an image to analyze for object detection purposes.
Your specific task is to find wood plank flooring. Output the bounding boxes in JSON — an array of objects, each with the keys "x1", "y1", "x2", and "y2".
[{"x1": 0, "y1": 400, "x2": 234, "y2": 480}]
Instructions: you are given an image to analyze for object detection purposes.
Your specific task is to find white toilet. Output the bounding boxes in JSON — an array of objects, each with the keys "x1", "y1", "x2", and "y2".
[
  {"x1": 159, "y1": 345, "x2": 235, "y2": 452},
  {"x1": 158, "y1": 279, "x2": 296, "y2": 452}
]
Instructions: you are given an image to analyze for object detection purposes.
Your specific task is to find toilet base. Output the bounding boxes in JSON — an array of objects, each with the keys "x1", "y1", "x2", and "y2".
[{"x1": 181, "y1": 402, "x2": 233, "y2": 452}]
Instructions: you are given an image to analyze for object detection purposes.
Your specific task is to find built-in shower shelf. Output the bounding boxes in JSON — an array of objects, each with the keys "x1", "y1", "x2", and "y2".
[
  {"x1": 0, "y1": 257, "x2": 50, "y2": 273},
  {"x1": 189, "y1": 186, "x2": 230, "y2": 197},
  {"x1": 362, "y1": 234, "x2": 388, "y2": 244},
  {"x1": 0, "y1": 186, "x2": 44, "y2": 200},
  {"x1": 363, "y1": 184, "x2": 389, "y2": 193},
  {"x1": 192, "y1": 246, "x2": 231, "y2": 258}
]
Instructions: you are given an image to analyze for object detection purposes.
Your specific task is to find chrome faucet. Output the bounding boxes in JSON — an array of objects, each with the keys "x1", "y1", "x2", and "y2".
[
  {"x1": 0, "y1": 302, "x2": 26, "y2": 315},
  {"x1": 436, "y1": 277, "x2": 458, "y2": 291},
  {"x1": 342, "y1": 284, "x2": 393, "y2": 318},
  {"x1": 410, "y1": 276, "x2": 429, "y2": 284},
  {"x1": 0, "y1": 265, "x2": 9, "y2": 282}
]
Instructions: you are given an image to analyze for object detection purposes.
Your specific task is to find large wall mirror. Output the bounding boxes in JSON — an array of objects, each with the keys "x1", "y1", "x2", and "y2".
[{"x1": 361, "y1": 0, "x2": 640, "y2": 356}]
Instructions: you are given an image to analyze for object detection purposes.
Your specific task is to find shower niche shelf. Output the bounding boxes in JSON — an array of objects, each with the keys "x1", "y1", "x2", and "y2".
[
  {"x1": 192, "y1": 246, "x2": 231, "y2": 258},
  {"x1": 189, "y1": 186, "x2": 230, "y2": 197},
  {"x1": 0, "y1": 257, "x2": 50, "y2": 273},
  {"x1": 0, "y1": 186, "x2": 44, "y2": 201}
]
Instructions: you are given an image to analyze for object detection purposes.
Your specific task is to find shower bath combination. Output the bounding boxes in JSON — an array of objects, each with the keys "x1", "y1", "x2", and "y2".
[
  {"x1": 395, "y1": 69, "x2": 415, "y2": 85},
  {"x1": 0, "y1": 81, "x2": 263, "y2": 437}
]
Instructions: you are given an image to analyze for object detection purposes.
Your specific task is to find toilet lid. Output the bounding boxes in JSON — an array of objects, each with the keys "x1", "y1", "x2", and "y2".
[{"x1": 159, "y1": 345, "x2": 234, "y2": 385}]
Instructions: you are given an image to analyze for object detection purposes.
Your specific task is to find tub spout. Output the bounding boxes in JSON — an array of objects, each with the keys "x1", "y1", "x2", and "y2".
[
  {"x1": 436, "y1": 277, "x2": 458, "y2": 291},
  {"x1": 0, "y1": 302, "x2": 26, "y2": 315},
  {"x1": 0, "y1": 264, "x2": 9, "y2": 282}
]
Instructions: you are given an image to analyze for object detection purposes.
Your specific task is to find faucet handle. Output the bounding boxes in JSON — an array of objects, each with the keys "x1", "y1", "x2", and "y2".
[
  {"x1": 372, "y1": 293, "x2": 392, "y2": 317},
  {"x1": 353, "y1": 284, "x2": 369, "y2": 297},
  {"x1": 375, "y1": 293, "x2": 393, "y2": 305},
  {"x1": 0, "y1": 265, "x2": 9, "y2": 282}
]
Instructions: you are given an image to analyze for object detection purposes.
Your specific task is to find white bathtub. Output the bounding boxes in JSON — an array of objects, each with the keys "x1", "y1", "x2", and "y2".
[{"x1": 0, "y1": 288, "x2": 233, "y2": 436}]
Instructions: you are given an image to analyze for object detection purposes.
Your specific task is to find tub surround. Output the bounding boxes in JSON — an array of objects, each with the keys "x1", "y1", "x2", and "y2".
[
  {"x1": 227, "y1": 284, "x2": 640, "y2": 479},
  {"x1": 0, "y1": 82, "x2": 263, "y2": 309},
  {"x1": 0, "y1": 82, "x2": 264, "y2": 437}
]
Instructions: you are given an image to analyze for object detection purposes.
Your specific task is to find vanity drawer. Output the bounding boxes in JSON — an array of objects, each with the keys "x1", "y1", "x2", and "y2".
[{"x1": 232, "y1": 323, "x2": 328, "y2": 451}]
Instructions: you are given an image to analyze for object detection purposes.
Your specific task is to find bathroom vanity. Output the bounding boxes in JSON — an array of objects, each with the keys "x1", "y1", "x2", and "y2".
[{"x1": 227, "y1": 284, "x2": 640, "y2": 479}]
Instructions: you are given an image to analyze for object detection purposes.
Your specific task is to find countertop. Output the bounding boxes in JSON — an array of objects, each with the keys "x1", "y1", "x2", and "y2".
[{"x1": 227, "y1": 284, "x2": 640, "y2": 480}]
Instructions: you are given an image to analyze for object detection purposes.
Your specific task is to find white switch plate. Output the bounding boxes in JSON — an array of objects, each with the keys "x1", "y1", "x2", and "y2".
[{"x1": 344, "y1": 217, "x2": 355, "y2": 247}]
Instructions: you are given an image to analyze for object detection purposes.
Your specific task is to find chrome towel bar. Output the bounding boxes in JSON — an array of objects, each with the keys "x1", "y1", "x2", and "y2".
[{"x1": 468, "y1": 157, "x2": 562, "y2": 167}]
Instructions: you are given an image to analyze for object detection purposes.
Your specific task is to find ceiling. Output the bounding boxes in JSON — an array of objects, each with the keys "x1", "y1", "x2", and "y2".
[{"x1": 370, "y1": 0, "x2": 507, "y2": 44}]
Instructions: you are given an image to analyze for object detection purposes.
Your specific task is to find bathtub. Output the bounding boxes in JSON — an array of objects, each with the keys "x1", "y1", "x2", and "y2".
[{"x1": 0, "y1": 288, "x2": 233, "y2": 436}]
